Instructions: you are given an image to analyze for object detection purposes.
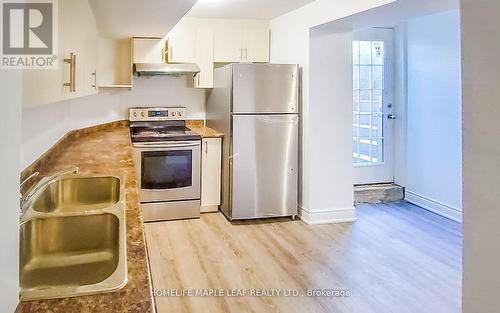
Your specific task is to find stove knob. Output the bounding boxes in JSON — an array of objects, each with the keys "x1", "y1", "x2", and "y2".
[
  {"x1": 133, "y1": 112, "x2": 138, "y2": 118},
  {"x1": 172, "y1": 112, "x2": 177, "y2": 117},
  {"x1": 178, "y1": 111, "x2": 183, "y2": 116},
  {"x1": 141, "y1": 112, "x2": 146, "y2": 117}
]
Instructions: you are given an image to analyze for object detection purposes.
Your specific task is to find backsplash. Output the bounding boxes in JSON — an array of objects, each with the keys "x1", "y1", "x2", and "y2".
[{"x1": 22, "y1": 75, "x2": 209, "y2": 169}]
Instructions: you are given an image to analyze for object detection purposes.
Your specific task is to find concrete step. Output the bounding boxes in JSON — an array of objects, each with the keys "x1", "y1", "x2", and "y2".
[{"x1": 354, "y1": 183, "x2": 405, "y2": 204}]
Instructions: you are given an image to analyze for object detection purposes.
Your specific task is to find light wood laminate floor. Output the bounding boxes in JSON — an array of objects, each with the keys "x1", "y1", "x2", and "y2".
[{"x1": 144, "y1": 202, "x2": 462, "y2": 313}]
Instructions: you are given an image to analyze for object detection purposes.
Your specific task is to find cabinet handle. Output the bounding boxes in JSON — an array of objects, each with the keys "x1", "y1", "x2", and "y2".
[
  {"x1": 161, "y1": 48, "x2": 165, "y2": 63},
  {"x1": 63, "y1": 52, "x2": 76, "y2": 92},
  {"x1": 205, "y1": 141, "x2": 208, "y2": 154},
  {"x1": 92, "y1": 71, "x2": 97, "y2": 90}
]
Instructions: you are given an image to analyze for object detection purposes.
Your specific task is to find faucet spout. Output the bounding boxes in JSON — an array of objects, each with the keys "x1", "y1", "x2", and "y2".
[
  {"x1": 20, "y1": 166, "x2": 80, "y2": 211},
  {"x1": 20, "y1": 171, "x2": 39, "y2": 192}
]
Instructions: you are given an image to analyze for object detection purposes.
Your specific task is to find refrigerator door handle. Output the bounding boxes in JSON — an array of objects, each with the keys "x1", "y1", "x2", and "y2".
[{"x1": 257, "y1": 115, "x2": 299, "y2": 124}]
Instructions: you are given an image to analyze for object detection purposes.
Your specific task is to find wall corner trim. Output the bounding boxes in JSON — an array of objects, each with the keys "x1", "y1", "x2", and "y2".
[{"x1": 298, "y1": 206, "x2": 356, "y2": 225}]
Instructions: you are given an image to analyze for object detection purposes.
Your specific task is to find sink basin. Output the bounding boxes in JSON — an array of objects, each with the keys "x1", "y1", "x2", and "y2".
[
  {"x1": 32, "y1": 176, "x2": 120, "y2": 213},
  {"x1": 20, "y1": 214, "x2": 119, "y2": 288},
  {"x1": 19, "y1": 175, "x2": 127, "y2": 301}
]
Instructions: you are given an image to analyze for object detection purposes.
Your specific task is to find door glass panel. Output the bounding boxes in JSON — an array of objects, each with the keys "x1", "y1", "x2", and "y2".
[
  {"x1": 353, "y1": 91, "x2": 360, "y2": 112},
  {"x1": 359, "y1": 66, "x2": 371, "y2": 89},
  {"x1": 352, "y1": 41, "x2": 360, "y2": 64},
  {"x1": 352, "y1": 40, "x2": 385, "y2": 165},
  {"x1": 371, "y1": 90, "x2": 383, "y2": 113},
  {"x1": 371, "y1": 66, "x2": 384, "y2": 89},
  {"x1": 359, "y1": 41, "x2": 372, "y2": 64},
  {"x1": 359, "y1": 90, "x2": 371, "y2": 113},
  {"x1": 370, "y1": 139, "x2": 383, "y2": 163},
  {"x1": 353, "y1": 66, "x2": 360, "y2": 89},
  {"x1": 141, "y1": 150, "x2": 192, "y2": 189}
]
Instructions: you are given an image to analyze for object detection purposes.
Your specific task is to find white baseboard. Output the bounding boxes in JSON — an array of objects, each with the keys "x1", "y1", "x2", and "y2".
[
  {"x1": 299, "y1": 206, "x2": 356, "y2": 225},
  {"x1": 405, "y1": 191, "x2": 462, "y2": 223}
]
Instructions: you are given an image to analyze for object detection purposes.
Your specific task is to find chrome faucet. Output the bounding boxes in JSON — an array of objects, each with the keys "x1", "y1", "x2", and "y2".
[
  {"x1": 20, "y1": 166, "x2": 80, "y2": 211},
  {"x1": 20, "y1": 171, "x2": 39, "y2": 193}
]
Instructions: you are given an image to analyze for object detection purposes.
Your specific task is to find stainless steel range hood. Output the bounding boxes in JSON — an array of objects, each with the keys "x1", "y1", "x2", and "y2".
[{"x1": 135, "y1": 63, "x2": 200, "y2": 76}]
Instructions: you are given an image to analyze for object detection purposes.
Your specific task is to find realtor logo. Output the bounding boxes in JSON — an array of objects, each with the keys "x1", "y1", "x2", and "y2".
[{"x1": 1, "y1": 0, "x2": 58, "y2": 69}]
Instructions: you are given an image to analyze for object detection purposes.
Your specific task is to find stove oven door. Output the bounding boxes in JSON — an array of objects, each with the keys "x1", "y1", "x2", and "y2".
[{"x1": 134, "y1": 141, "x2": 201, "y2": 203}]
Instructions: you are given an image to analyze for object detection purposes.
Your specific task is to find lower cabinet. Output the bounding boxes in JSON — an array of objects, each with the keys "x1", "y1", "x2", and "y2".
[{"x1": 201, "y1": 138, "x2": 222, "y2": 213}]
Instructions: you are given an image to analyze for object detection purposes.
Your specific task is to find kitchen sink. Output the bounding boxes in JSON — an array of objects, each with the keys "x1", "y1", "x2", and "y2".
[
  {"x1": 19, "y1": 175, "x2": 127, "y2": 301},
  {"x1": 21, "y1": 214, "x2": 119, "y2": 287},
  {"x1": 32, "y1": 176, "x2": 120, "y2": 213}
]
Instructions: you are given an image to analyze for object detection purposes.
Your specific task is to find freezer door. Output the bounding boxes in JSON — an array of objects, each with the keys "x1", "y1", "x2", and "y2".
[
  {"x1": 232, "y1": 64, "x2": 299, "y2": 114},
  {"x1": 231, "y1": 114, "x2": 298, "y2": 219}
]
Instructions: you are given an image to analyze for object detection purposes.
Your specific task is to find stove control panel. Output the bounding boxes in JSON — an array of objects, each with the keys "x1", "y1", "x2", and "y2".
[{"x1": 129, "y1": 107, "x2": 186, "y2": 121}]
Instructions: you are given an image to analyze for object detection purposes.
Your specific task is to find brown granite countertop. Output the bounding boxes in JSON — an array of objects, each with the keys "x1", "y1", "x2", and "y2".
[
  {"x1": 186, "y1": 120, "x2": 224, "y2": 138},
  {"x1": 16, "y1": 122, "x2": 154, "y2": 313}
]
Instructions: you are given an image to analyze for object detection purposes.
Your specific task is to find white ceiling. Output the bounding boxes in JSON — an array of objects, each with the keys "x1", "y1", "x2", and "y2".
[
  {"x1": 186, "y1": 0, "x2": 315, "y2": 20},
  {"x1": 313, "y1": 0, "x2": 459, "y2": 32},
  {"x1": 88, "y1": 0, "x2": 198, "y2": 39}
]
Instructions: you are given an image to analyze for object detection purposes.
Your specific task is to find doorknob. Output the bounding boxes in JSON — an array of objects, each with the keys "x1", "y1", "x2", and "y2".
[{"x1": 387, "y1": 114, "x2": 396, "y2": 120}]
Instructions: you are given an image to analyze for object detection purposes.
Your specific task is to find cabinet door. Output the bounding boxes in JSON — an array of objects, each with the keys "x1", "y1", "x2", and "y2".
[
  {"x1": 79, "y1": 12, "x2": 99, "y2": 96},
  {"x1": 61, "y1": 0, "x2": 98, "y2": 99},
  {"x1": 201, "y1": 138, "x2": 222, "y2": 213},
  {"x1": 132, "y1": 38, "x2": 165, "y2": 64},
  {"x1": 214, "y1": 26, "x2": 244, "y2": 63},
  {"x1": 97, "y1": 38, "x2": 133, "y2": 87},
  {"x1": 194, "y1": 28, "x2": 214, "y2": 88},
  {"x1": 167, "y1": 21, "x2": 197, "y2": 63},
  {"x1": 244, "y1": 27, "x2": 270, "y2": 63},
  {"x1": 22, "y1": 0, "x2": 98, "y2": 107}
]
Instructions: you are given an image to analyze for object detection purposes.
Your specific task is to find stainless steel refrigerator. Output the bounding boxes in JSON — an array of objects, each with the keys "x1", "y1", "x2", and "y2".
[{"x1": 207, "y1": 63, "x2": 299, "y2": 220}]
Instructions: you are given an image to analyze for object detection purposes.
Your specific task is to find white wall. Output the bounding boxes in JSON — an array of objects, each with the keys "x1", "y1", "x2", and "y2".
[
  {"x1": 270, "y1": 0, "x2": 396, "y2": 223},
  {"x1": 0, "y1": 71, "x2": 22, "y2": 312},
  {"x1": 395, "y1": 10, "x2": 463, "y2": 221},
  {"x1": 22, "y1": 75, "x2": 207, "y2": 169},
  {"x1": 307, "y1": 29, "x2": 355, "y2": 223},
  {"x1": 461, "y1": 0, "x2": 500, "y2": 311}
]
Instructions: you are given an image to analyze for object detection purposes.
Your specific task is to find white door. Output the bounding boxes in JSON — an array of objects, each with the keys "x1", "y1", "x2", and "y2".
[{"x1": 352, "y1": 28, "x2": 395, "y2": 184}]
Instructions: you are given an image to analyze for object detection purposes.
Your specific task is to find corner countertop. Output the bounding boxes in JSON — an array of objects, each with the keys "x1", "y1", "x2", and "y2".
[
  {"x1": 16, "y1": 122, "x2": 154, "y2": 313},
  {"x1": 186, "y1": 120, "x2": 224, "y2": 139}
]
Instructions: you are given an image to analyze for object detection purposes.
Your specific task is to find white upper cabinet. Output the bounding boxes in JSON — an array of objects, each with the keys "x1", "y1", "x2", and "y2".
[
  {"x1": 244, "y1": 27, "x2": 270, "y2": 63},
  {"x1": 166, "y1": 20, "x2": 198, "y2": 63},
  {"x1": 214, "y1": 26, "x2": 244, "y2": 63},
  {"x1": 167, "y1": 19, "x2": 270, "y2": 65},
  {"x1": 214, "y1": 20, "x2": 270, "y2": 63},
  {"x1": 164, "y1": 18, "x2": 270, "y2": 88},
  {"x1": 22, "y1": 0, "x2": 99, "y2": 108},
  {"x1": 97, "y1": 38, "x2": 133, "y2": 88},
  {"x1": 132, "y1": 38, "x2": 166, "y2": 64},
  {"x1": 194, "y1": 28, "x2": 214, "y2": 88}
]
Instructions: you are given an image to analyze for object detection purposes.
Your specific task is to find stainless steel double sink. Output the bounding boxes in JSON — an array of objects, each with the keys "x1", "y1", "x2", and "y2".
[{"x1": 19, "y1": 175, "x2": 127, "y2": 301}]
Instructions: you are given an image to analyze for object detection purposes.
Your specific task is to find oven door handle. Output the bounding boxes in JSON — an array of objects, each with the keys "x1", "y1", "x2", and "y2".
[{"x1": 134, "y1": 142, "x2": 201, "y2": 149}]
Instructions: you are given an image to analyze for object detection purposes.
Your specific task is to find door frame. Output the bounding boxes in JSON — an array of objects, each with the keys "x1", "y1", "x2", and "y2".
[{"x1": 352, "y1": 28, "x2": 396, "y2": 185}]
